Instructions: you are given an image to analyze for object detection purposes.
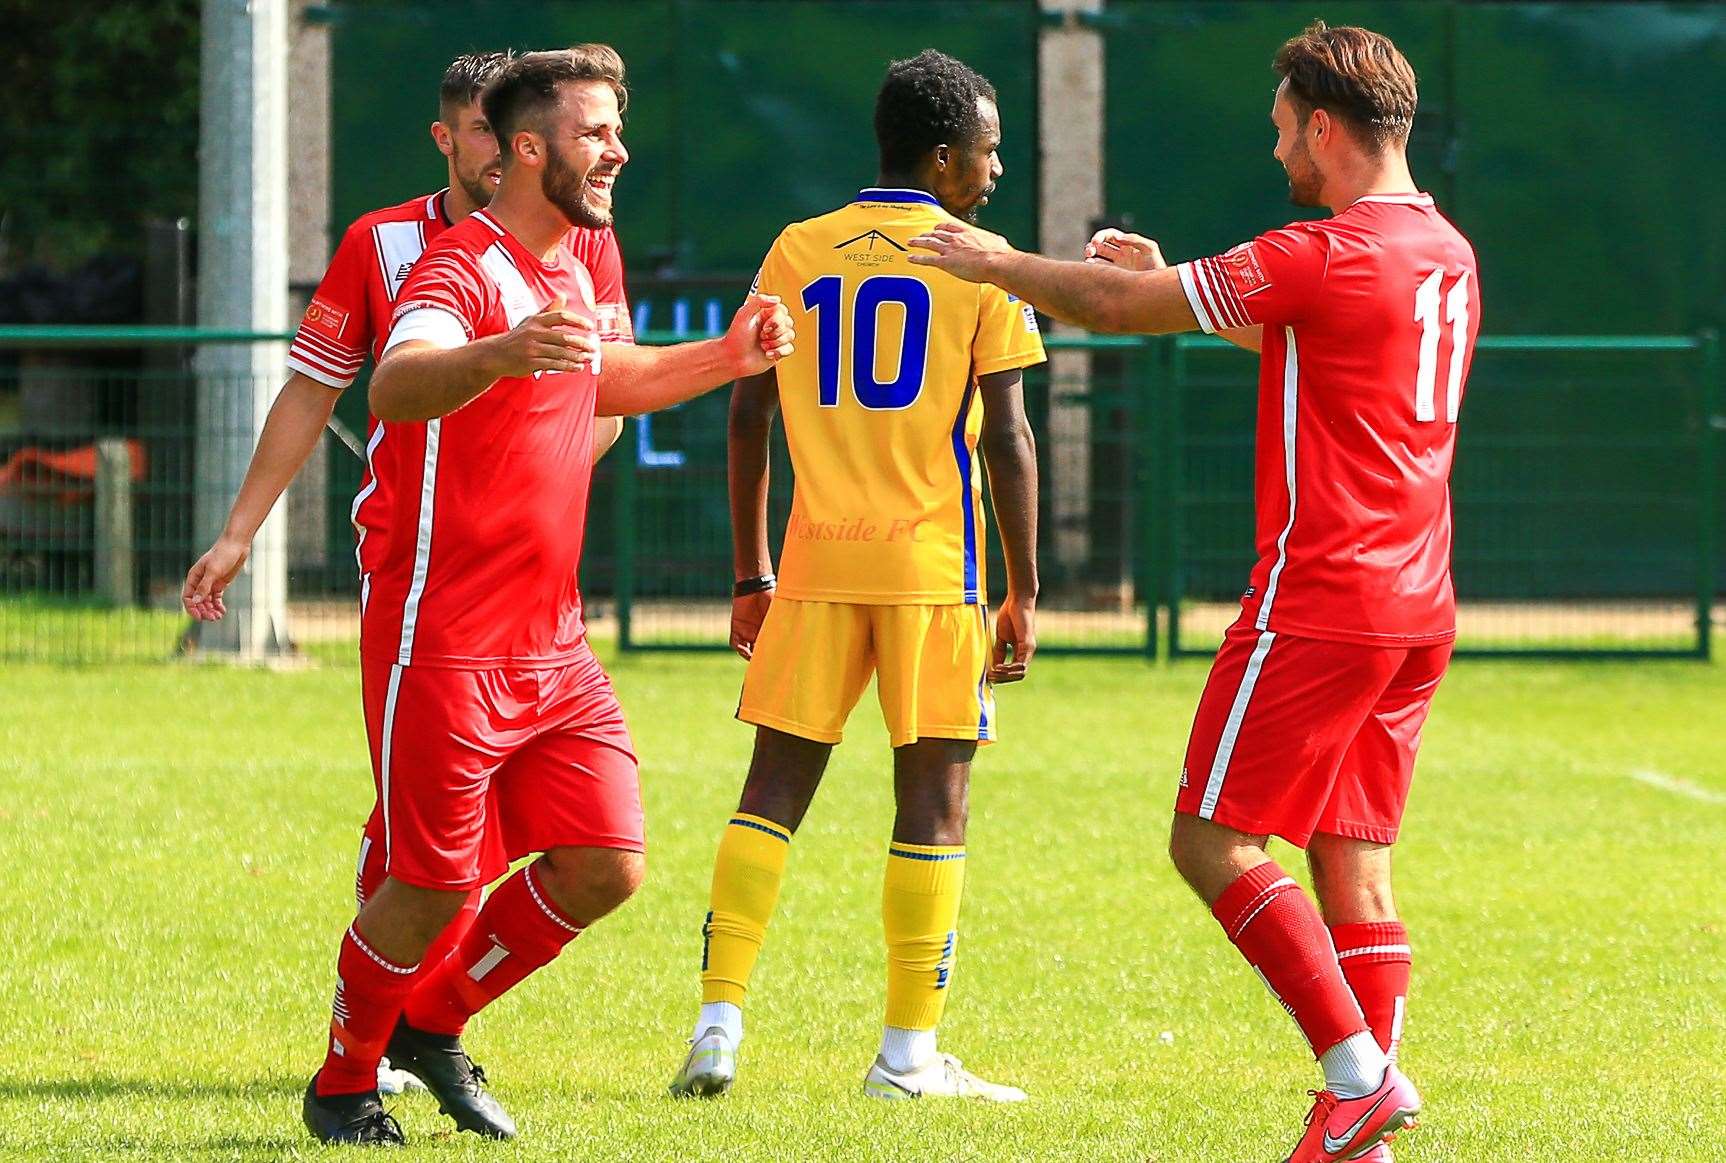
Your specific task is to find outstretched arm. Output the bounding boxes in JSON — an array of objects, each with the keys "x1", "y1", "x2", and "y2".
[
  {"x1": 1086, "y1": 229, "x2": 1262, "y2": 353},
  {"x1": 977, "y1": 369, "x2": 1039, "y2": 683},
  {"x1": 595, "y1": 294, "x2": 793, "y2": 417},
  {"x1": 911, "y1": 221, "x2": 1202, "y2": 336}
]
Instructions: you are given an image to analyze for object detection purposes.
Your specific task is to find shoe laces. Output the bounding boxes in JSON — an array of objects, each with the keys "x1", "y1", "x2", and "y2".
[
  {"x1": 1302, "y1": 1089, "x2": 1339, "y2": 1127},
  {"x1": 348, "y1": 1107, "x2": 405, "y2": 1144}
]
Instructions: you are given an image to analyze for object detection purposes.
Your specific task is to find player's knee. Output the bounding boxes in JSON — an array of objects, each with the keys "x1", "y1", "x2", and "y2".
[{"x1": 538, "y1": 847, "x2": 645, "y2": 924}]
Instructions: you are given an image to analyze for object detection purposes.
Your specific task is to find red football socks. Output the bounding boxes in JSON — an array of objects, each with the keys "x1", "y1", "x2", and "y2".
[
  {"x1": 402, "y1": 860, "x2": 584, "y2": 1037},
  {"x1": 1331, "y1": 920, "x2": 1412, "y2": 1059},
  {"x1": 1212, "y1": 862, "x2": 1369, "y2": 1057},
  {"x1": 315, "y1": 925, "x2": 420, "y2": 1096}
]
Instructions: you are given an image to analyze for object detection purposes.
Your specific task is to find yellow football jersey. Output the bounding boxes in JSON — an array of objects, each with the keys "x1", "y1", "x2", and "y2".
[{"x1": 754, "y1": 188, "x2": 1046, "y2": 605}]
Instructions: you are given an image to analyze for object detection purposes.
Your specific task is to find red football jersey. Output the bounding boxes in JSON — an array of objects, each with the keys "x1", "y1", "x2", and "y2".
[
  {"x1": 357, "y1": 208, "x2": 603, "y2": 668},
  {"x1": 1176, "y1": 193, "x2": 1480, "y2": 645},
  {"x1": 286, "y1": 189, "x2": 632, "y2": 388}
]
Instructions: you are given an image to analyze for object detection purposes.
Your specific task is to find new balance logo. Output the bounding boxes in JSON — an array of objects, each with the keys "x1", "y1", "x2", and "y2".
[{"x1": 395, "y1": 262, "x2": 415, "y2": 281}]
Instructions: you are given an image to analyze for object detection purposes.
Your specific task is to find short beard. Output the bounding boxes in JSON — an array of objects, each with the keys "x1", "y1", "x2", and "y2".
[
  {"x1": 544, "y1": 143, "x2": 611, "y2": 229},
  {"x1": 1284, "y1": 140, "x2": 1323, "y2": 207},
  {"x1": 449, "y1": 145, "x2": 496, "y2": 209}
]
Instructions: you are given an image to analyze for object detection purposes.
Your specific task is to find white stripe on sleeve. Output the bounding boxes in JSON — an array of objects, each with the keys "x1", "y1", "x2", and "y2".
[
  {"x1": 382, "y1": 306, "x2": 469, "y2": 356},
  {"x1": 1176, "y1": 262, "x2": 1217, "y2": 334}
]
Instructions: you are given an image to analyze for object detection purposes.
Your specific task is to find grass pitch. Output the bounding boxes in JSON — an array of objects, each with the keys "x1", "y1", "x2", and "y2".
[{"x1": 2, "y1": 651, "x2": 1722, "y2": 1160}]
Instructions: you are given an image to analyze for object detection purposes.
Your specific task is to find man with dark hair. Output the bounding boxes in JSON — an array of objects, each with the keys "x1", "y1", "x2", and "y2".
[
  {"x1": 912, "y1": 22, "x2": 1475, "y2": 1161},
  {"x1": 668, "y1": 48, "x2": 1041, "y2": 1104},
  {"x1": 872, "y1": 48, "x2": 998, "y2": 221},
  {"x1": 298, "y1": 47, "x2": 794, "y2": 1147},
  {"x1": 184, "y1": 45, "x2": 633, "y2": 1105},
  {"x1": 184, "y1": 48, "x2": 631, "y2": 625}
]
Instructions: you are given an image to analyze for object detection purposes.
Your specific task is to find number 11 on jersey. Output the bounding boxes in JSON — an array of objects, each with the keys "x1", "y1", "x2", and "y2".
[{"x1": 1414, "y1": 268, "x2": 1470, "y2": 423}]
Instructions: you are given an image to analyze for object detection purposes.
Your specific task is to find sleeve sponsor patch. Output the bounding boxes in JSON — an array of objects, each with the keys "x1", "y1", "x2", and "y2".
[
  {"x1": 1222, "y1": 243, "x2": 1271, "y2": 297},
  {"x1": 302, "y1": 296, "x2": 350, "y2": 341},
  {"x1": 1021, "y1": 303, "x2": 1040, "y2": 333}
]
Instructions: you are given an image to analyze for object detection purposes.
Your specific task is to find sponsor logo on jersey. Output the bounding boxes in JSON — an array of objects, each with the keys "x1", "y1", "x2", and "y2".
[
  {"x1": 303, "y1": 296, "x2": 349, "y2": 340},
  {"x1": 395, "y1": 262, "x2": 415, "y2": 282},
  {"x1": 834, "y1": 229, "x2": 906, "y2": 267},
  {"x1": 1022, "y1": 303, "x2": 1040, "y2": 333},
  {"x1": 1223, "y1": 243, "x2": 1271, "y2": 296}
]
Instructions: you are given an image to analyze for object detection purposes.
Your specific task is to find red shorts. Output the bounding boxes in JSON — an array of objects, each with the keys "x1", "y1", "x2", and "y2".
[
  {"x1": 360, "y1": 641, "x2": 643, "y2": 891},
  {"x1": 1175, "y1": 619, "x2": 1452, "y2": 847}
]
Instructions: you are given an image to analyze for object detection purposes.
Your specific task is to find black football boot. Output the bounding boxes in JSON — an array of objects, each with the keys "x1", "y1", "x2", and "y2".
[
  {"x1": 384, "y1": 1018, "x2": 517, "y2": 1140},
  {"x1": 301, "y1": 1076, "x2": 406, "y2": 1146}
]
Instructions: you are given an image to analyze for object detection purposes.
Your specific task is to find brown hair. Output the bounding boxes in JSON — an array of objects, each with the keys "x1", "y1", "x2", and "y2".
[
  {"x1": 481, "y1": 44, "x2": 628, "y2": 145},
  {"x1": 439, "y1": 52, "x2": 512, "y2": 117},
  {"x1": 1274, "y1": 21, "x2": 1417, "y2": 150}
]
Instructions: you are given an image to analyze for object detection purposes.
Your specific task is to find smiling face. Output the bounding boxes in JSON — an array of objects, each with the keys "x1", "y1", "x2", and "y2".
[
  {"x1": 537, "y1": 80, "x2": 629, "y2": 229},
  {"x1": 434, "y1": 101, "x2": 502, "y2": 209},
  {"x1": 932, "y1": 97, "x2": 1003, "y2": 223},
  {"x1": 1271, "y1": 79, "x2": 1326, "y2": 208}
]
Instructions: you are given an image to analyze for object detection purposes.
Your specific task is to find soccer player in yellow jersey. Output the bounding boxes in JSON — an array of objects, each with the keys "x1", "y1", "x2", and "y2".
[{"x1": 670, "y1": 50, "x2": 1044, "y2": 1102}]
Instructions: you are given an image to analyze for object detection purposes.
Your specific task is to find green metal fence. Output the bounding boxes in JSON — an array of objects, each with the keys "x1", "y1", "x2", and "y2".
[{"x1": 0, "y1": 328, "x2": 1716, "y2": 663}]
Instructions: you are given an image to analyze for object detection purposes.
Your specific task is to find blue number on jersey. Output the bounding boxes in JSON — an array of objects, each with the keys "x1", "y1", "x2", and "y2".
[{"x1": 800, "y1": 274, "x2": 931, "y2": 410}]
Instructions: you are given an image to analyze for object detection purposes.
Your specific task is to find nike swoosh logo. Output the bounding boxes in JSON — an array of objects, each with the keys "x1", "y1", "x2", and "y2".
[{"x1": 1323, "y1": 1090, "x2": 1393, "y2": 1154}]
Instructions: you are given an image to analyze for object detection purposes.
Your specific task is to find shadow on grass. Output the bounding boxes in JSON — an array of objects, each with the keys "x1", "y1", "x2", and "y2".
[{"x1": 0, "y1": 1073, "x2": 301, "y2": 1102}]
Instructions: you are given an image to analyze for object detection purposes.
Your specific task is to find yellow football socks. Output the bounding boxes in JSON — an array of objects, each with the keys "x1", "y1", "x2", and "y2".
[
  {"x1": 882, "y1": 842, "x2": 967, "y2": 1031},
  {"x1": 700, "y1": 813, "x2": 793, "y2": 1007}
]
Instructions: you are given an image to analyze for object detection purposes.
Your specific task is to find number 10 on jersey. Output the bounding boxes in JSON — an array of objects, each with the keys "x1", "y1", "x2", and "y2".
[{"x1": 801, "y1": 275, "x2": 932, "y2": 410}]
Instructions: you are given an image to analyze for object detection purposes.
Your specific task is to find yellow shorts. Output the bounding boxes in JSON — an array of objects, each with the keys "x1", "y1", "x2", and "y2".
[{"x1": 738, "y1": 599, "x2": 996, "y2": 748}]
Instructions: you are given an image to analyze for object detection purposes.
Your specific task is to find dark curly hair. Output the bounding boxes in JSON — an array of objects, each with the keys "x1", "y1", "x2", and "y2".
[{"x1": 874, "y1": 50, "x2": 998, "y2": 175}]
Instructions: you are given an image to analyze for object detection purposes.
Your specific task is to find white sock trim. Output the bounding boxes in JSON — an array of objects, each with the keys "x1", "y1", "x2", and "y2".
[
  {"x1": 1320, "y1": 1031, "x2": 1389, "y2": 1099},
  {"x1": 695, "y1": 1001, "x2": 743, "y2": 1046},
  {"x1": 880, "y1": 1026, "x2": 938, "y2": 1073}
]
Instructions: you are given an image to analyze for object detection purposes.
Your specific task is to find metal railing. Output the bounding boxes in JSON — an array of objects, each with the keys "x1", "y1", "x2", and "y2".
[{"x1": 0, "y1": 327, "x2": 1716, "y2": 663}]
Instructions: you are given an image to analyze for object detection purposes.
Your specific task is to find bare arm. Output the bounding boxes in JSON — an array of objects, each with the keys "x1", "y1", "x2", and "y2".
[
  {"x1": 183, "y1": 372, "x2": 339, "y2": 620},
  {"x1": 977, "y1": 369, "x2": 1038, "y2": 682},
  {"x1": 1086, "y1": 229, "x2": 1262, "y2": 352},
  {"x1": 726, "y1": 369, "x2": 780, "y2": 659},
  {"x1": 595, "y1": 294, "x2": 793, "y2": 417},
  {"x1": 369, "y1": 300, "x2": 601, "y2": 422}
]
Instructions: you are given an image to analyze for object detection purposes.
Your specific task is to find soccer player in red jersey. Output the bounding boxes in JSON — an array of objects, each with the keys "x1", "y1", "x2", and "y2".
[
  {"x1": 298, "y1": 47, "x2": 793, "y2": 1146},
  {"x1": 183, "y1": 51, "x2": 631, "y2": 624},
  {"x1": 182, "y1": 48, "x2": 632, "y2": 1099},
  {"x1": 909, "y1": 22, "x2": 1475, "y2": 1162}
]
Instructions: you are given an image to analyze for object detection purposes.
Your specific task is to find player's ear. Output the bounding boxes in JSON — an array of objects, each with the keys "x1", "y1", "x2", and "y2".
[
  {"x1": 430, "y1": 121, "x2": 454, "y2": 158},
  {"x1": 933, "y1": 143, "x2": 950, "y2": 172}
]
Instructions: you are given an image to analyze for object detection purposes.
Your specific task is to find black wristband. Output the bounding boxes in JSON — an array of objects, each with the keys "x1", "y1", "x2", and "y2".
[{"x1": 732, "y1": 574, "x2": 776, "y2": 598}]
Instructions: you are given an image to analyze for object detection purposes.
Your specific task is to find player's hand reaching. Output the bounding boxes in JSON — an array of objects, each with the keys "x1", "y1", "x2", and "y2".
[
  {"x1": 482, "y1": 294, "x2": 602, "y2": 379},
  {"x1": 989, "y1": 591, "x2": 1037, "y2": 683},
  {"x1": 722, "y1": 293, "x2": 796, "y2": 379},
  {"x1": 907, "y1": 221, "x2": 1016, "y2": 284},
  {"x1": 1084, "y1": 229, "x2": 1167, "y2": 271},
  {"x1": 182, "y1": 535, "x2": 249, "y2": 621},
  {"x1": 729, "y1": 587, "x2": 775, "y2": 660}
]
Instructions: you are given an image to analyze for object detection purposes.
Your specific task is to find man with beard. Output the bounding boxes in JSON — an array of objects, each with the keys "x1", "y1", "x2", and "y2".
[
  {"x1": 183, "y1": 50, "x2": 629, "y2": 627},
  {"x1": 668, "y1": 49, "x2": 1042, "y2": 1104},
  {"x1": 908, "y1": 23, "x2": 1477, "y2": 1161},
  {"x1": 298, "y1": 46, "x2": 794, "y2": 1146},
  {"x1": 184, "y1": 48, "x2": 631, "y2": 1100}
]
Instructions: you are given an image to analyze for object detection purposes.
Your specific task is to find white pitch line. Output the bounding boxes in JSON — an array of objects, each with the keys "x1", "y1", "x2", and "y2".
[{"x1": 1630, "y1": 769, "x2": 1726, "y2": 806}]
